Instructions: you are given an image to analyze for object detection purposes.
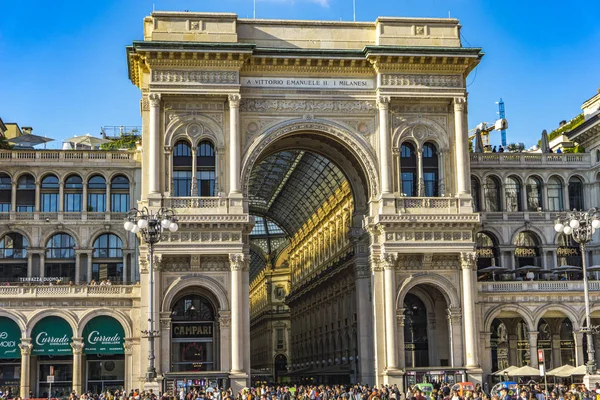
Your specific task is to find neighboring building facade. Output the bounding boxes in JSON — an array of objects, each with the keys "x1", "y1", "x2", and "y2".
[{"x1": 1, "y1": 10, "x2": 600, "y2": 398}]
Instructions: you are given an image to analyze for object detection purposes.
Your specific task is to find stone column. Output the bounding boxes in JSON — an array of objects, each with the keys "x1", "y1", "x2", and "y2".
[
  {"x1": 448, "y1": 308, "x2": 464, "y2": 367},
  {"x1": 82, "y1": 181, "x2": 88, "y2": 213},
  {"x1": 19, "y1": 340, "x2": 33, "y2": 399},
  {"x1": 438, "y1": 150, "x2": 446, "y2": 196},
  {"x1": 124, "y1": 339, "x2": 134, "y2": 393},
  {"x1": 454, "y1": 97, "x2": 469, "y2": 196},
  {"x1": 148, "y1": 93, "x2": 162, "y2": 195},
  {"x1": 228, "y1": 94, "x2": 241, "y2": 195},
  {"x1": 35, "y1": 180, "x2": 40, "y2": 212},
  {"x1": 529, "y1": 331, "x2": 539, "y2": 368},
  {"x1": 11, "y1": 181, "x2": 16, "y2": 212},
  {"x1": 392, "y1": 148, "x2": 401, "y2": 193},
  {"x1": 191, "y1": 146, "x2": 198, "y2": 196},
  {"x1": 562, "y1": 183, "x2": 569, "y2": 211},
  {"x1": 229, "y1": 254, "x2": 246, "y2": 372},
  {"x1": 27, "y1": 252, "x2": 33, "y2": 278},
  {"x1": 122, "y1": 251, "x2": 128, "y2": 284},
  {"x1": 71, "y1": 338, "x2": 84, "y2": 395},
  {"x1": 106, "y1": 183, "x2": 111, "y2": 213},
  {"x1": 40, "y1": 253, "x2": 45, "y2": 279},
  {"x1": 74, "y1": 250, "x2": 81, "y2": 284},
  {"x1": 164, "y1": 146, "x2": 173, "y2": 196},
  {"x1": 355, "y1": 259, "x2": 375, "y2": 385},
  {"x1": 481, "y1": 332, "x2": 493, "y2": 375},
  {"x1": 542, "y1": 183, "x2": 549, "y2": 211},
  {"x1": 377, "y1": 96, "x2": 392, "y2": 195},
  {"x1": 575, "y1": 332, "x2": 585, "y2": 366},
  {"x1": 551, "y1": 333, "x2": 561, "y2": 368},
  {"x1": 87, "y1": 250, "x2": 93, "y2": 283},
  {"x1": 382, "y1": 254, "x2": 398, "y2": 370},
  {"x1": 396, "y1": 312, "x2": 406, "y2": 369},
  {"x1": 417, "y1": 149, "x2": 424, "y2": 196},
  {"x1": 59, "y1": 181, "x2": 64, "y2": 212},
  {"x1": 461, "y1": 252, "x2": 479, "y2": 368}
]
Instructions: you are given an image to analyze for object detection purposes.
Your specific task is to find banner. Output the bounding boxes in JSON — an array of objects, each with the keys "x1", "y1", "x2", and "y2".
[
  {"x1": 0, "y1": 317, "x2": 20, "y2": 359},
  {"x1": 83, "y1": 316, "x2": 125, "y2": 354},
  {"x1": 31, "y1": 316, "x2": 73, "y2": 355},
  {"x1": 172, "y1": 323, "x2": 214, "y2": 339}
]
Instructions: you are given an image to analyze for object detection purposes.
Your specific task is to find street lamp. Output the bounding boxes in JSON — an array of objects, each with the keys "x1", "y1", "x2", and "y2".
[
  {"x1": 124, "y1": 207, "x2": 178, "y2": 381},
  {"x1": 554, "y1": 208, "x2": 600, "y2": 375}
]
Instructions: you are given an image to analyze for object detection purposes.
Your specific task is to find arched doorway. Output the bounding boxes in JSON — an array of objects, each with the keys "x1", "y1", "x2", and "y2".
[
  {"x1": 242, "y1": 125, "x2": 376, "y2": 384},
  {"x1": 274, "y1": 354, "x2": 288, "y2": 382},
  {"x1": 170, "y1": 293, "x2": 218, "y2": 373}
]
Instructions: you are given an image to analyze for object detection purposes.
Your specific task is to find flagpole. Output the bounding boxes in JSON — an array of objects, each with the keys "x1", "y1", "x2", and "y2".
[
  {"x1": 254, "y1": 0, "x2": 256, "y2": 18},
  {"x1": 353, "y1": 0, "x2": 356, "y2": 21}
]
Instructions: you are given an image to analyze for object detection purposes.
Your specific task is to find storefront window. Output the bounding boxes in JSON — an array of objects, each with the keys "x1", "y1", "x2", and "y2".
[
  {"x1": 171, "y1": 294, "x2": 217, "y2": 372},
  {"x1": 83, "y1": 316, "x2": 126, "y2": 393},
  {"x1": 39, "y1": 359, "x2": 73, "y2": 398}
]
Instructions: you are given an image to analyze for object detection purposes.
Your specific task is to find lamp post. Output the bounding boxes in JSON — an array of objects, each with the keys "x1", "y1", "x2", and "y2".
[
  {"x1": 124, "y1": 207, "x2": 178, "y2": 382},
  {"x1": 554, "y1": 208, "x2": 600, "y2": 375}
]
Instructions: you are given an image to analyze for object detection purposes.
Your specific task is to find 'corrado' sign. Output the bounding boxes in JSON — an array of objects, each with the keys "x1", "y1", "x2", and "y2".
[
  {"x1": 31, "y1": 316, "x2": 73, "y2": 355},
  {"x1": 172, "y1": 323, "x2": 214, "y2": 339},
  {"x1": 83, "y1": 316, "x2": 125, "y2": 355}
]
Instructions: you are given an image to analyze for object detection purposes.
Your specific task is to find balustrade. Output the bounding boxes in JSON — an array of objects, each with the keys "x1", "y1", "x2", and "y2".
[
  {"x1": 0, "y1": 285, "x2": 140, "y2": 297},
  {"x1": 470, "y1": 152, "x2": 589, "y2": 166}
]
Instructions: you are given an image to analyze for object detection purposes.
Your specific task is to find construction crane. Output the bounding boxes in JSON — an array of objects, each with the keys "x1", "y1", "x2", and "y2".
[
  {"x1": 497, "y1": 98, "x2": 507, "y2": 147},
  {"x1": 468, "y1": 119, "x2": 508, "y2": 150}
]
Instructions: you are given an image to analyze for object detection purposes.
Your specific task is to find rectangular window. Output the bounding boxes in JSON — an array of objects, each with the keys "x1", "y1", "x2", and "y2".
[
  {"x1": 197, "y1": 170, "x2": 215, "y2": 197},
  {"x1": 64, "y1": 193, "x2": 82, "y2": 212},
  {"x1": 88, "y1": 193, "x2": 106, "y2": 212},
  {"x1": 547, "y1": 185, "x2": 563, "y2": 211},
  {"x1": 0, "y1": 203, "x2": 10, "y2": 212},
  {"x1": 110, "y1": 193, "x2": 129, "y2": 212},
  {"x1": 276, "y1": 328, "x2": 284, "y2": 350},
  {"x1": 401, "y1": 172, "x2": 415, "y2": 197},
  {"x1": 41, "y1": 193, "x2": 58, "y2": 212},
  {"x1": 92, "y1": 262, "x2": 123, "y2": 283},
  {"x1": 423, "y1": 172, "x2": 437, "y2": 197},
  {"x1": 173, "y1": 171, "x2": 192, "y2": 197},
  {"x1": 16, "y1": 205, "x2": 34, "y2": 212}
]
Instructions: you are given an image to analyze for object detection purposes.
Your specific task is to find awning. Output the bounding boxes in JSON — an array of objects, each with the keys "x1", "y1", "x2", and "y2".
[
  {"x1": 0, "y1": 317, "x2": 20, "y2": 359},
  {"x1": 31, "y1": 316, "x2": 73, "y2": 355},
  {"x1": 83, "y1": 316, "x2": 125, "y2": 354}
]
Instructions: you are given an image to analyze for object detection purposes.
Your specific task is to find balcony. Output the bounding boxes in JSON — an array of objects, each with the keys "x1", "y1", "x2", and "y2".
[
  {"x1": 480, "y1": 211, "x2": 562, "y2": 222},
  {"x1": 470, "y1": 152, "x2": 590, "y2": 168},
  {"x1": 395, "y1": 197, "x2": 470, "y2": 214},
  {"x1": 0, "y1": 149, "x2": 138, "y2": 165},
  {"x1": 0, "y1": 212, "x2": 127, "y2": 222},
  {"x1": 479, "y1": 280, "x2": 600, "y2": 293},
  {"x1": 0, "y1": 284, "x2": 141, "y2": 298}
]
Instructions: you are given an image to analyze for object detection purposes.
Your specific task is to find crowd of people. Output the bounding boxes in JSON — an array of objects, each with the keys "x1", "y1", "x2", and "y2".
[{"x1": 2, "y1": 382, "x2": 600, "y2": 400}]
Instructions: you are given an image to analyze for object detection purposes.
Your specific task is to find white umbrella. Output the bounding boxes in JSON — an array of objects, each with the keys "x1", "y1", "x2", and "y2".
[
  {"x1": 493, "y1": 365, "x2": 519, "y2": 376},
  {"x1": 509, "y1": 365, "x2": 541, "y2": 376},
  {"x1": 571, "y1": 365, "x2": 588, "y2": 375},
  {"x1": 64, "y1": 134, "x2": 111, "y2": 149},
  {"x1": 546, "y1": 364, "x2": 575, "y2": 377}
]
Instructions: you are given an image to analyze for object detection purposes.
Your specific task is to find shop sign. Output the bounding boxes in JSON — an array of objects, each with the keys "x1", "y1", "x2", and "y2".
[
  {"x1": 172, "y1": 323, "x2": 214, "y2": 339},
  {"x1": 0, "y1": 317, "x2": 20, "y2": 359},
  {"x1": 83, "y1": 316, "x2": 125, "y2": 354},
  {"x1": 31, "y1": 316, "x2": 73, "y2": 356}
]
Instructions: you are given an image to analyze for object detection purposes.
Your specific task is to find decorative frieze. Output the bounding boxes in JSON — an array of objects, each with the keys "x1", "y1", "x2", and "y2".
[
  {"x1": 384, "y1": 230, "x2": 474, "y2": 243},
  {"x1": 391, "y1": 104, "x2": 448, "y2": 114},
  {"x1": 152, "y1": 70, "x2": 238, "y2": 85},
  {"x1": 240, "y1": 99, "x2": 376, "y2": 113},
  {"x1": 381, "y1": 74, "x2": 462, "y2": 88},
  {"x1": 164, "y1": 102, "x2": 225, "y2": 111}
]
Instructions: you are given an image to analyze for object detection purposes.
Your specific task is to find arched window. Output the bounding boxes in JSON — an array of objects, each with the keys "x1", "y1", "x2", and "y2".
[
  {"x1": 173, "y1": 140, "x2": 192, "y2": 197},
  {"x1": 557, "y1": 234, "x2": 581, "y2": 268},
  {"x1": 0, "y1": 232, "x2": 28, "y2": 282},
  {"x1": 596, "y1": 150, "x2": 600, "y2": 164},
  {"x1": 471, "y1": 177, "x2": 481, "y2": 212},
  {"x1": 505, "y1": 176, "x2": 522, "y2": 212},
  {"x1": 422, "y1": 142, "x2": 438, "y2": 197},
  {"x1": 197, "y1": 141, "x2": 216, "y2": 197},
  {"x1": 514, "y1": 231, "x2": 540, "y2": 268},
  {"x1": 560, "y1": 318, "x2": 575, "y2": 366},
  {"x1": 171, "y1": 294, "x2": 217, "y2": 371},
  {"x1": 484, "y1": 176, "x2": 501, "y2": 212},
  {"x1": 475, "y1": 232, "x2": 499, "y2": 273},
  {"x1": 41, "y1": 175, "x2": 59, "y2": 212},
  {"x1": 537, "y1": 320, "x2": 552, "y2": 369},
  {"x1": 547, "y1": 176, "x2": 564, "y2": 211},
  {"x1": 87, "y1": 175, "x2": 106, "y2": 212},
  {"x1": 526, "y1": 176, "x2": 543, "y2": 211},
  {"x1": 16, "y1": 174, "x2": 35, "y2": 212},
  {"x1": 93, "y1": 233, "x2": 123, "y2": 283},
  {"x1": 46, "y1": 233, "x2": 76, "y2": 281},
  {"x1": 400, "y1": 143, "x2": 417, "y2": 197},
  {"x1": 0, "y1": 173, "x2": 11, "y2": 212},
  {"x1": 111, "y1": 175, "x2": 130, "y2": 212},
  {"x1": 568, "y1": 176, "x2": 584, "y2": 211},
  {"x1": 64, "y1": 175, "x2": 83, "y2": 212}
]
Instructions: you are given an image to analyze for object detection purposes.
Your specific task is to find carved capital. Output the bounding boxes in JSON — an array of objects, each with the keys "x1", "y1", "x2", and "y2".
[
  {"x1": 148, "y1": 93, "x2": 162, "y2": 107},
  {"x1": 164, "y1": 146, "x2": 173, "y2": 154},
  {"x1": 229, "y1": 253, "x2": 249, "y2": 271},
  {"x1": 19, "y1": 342, "x2": 33, "y2": 356},
  {"x1": 160, "y1": 318, "x2": 171, "y2": 330},
  {"x1": 447, "y1": 307, "x2": 462, "y2": 323},
  {"x1": 460, "y1": 252, "x2": 477, "y2": 270},
  {"x1": 453, "y1": 97, "x2": 466, "y2": 112},
  {"x1": 228, "y1": 94, "x2": 241, "y2": 108},
  {"x1": 355, "y1": 264, "x2": 371, "y2": 279},
  {"x1": 377, "y1": 95, "x2": 391, "y2": 110},
  {"x1": 396, "y1": 314, "x2": 406, "y2": 327},
  {"x1": 123, "y1": 339, "x2": 134, "y2": 355},
  {"x1": 71, "y1": 339, "x2": 85, "y2": 354},
  {"x1": 381, "y1": 253, "x2": 397, "y2": 270},
  {"x1": 219, "y1": 317, "x2": 231, "y2": 328}
]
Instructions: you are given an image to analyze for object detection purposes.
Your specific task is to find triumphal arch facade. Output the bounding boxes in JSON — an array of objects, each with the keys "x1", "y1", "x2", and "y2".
[{"x1": 127, "y1": 12, "x2": 482, "y2": 390}]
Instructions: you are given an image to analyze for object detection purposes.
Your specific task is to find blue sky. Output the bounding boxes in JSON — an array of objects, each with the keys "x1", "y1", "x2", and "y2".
[{"x1": 0, "y1": 0, "x2": 598, "y2": 148}]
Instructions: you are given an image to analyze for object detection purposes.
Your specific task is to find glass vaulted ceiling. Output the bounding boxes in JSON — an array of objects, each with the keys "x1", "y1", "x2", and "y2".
[{"x1": 248, "y1": 150, "x2": 348, "y2": 281}]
